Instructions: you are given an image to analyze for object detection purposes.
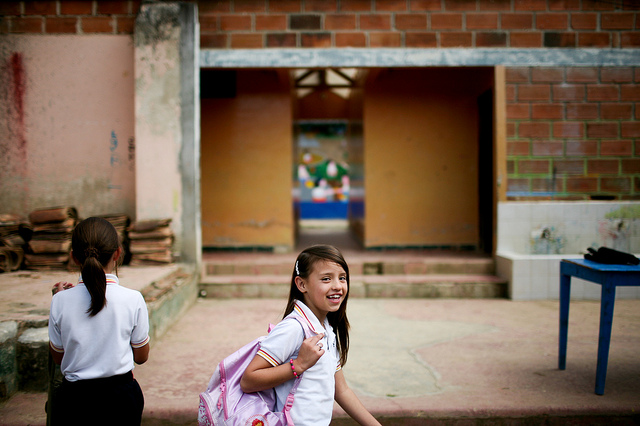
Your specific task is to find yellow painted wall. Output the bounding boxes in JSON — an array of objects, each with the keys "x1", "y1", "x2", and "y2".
[
  {"x1": 363, "y1": 68, "x2": 493, "y2": 248},
  {"x1": 201, "y1": 70, "x2": 294, "y2": 249}
]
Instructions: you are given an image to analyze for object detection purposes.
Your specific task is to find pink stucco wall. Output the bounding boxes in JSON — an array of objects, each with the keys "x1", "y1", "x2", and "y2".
[{"x1": 0, "y1": 35, "x2": 135, "y2": 220}]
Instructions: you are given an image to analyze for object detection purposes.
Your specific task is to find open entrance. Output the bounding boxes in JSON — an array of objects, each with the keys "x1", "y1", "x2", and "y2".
[
  {"x1": 200, "y1": 67, "x2": 495, "y2": 254},
  {"x1": 292, "y1": 68, "x2": 364, "y2": 251}
]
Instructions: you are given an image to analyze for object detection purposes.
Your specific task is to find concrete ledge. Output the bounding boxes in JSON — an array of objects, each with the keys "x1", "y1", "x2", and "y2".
[
  {"x1": 203, "y1": 256, "x2": 495, "y2": 276},
  {"x1": 199, "y1": 277, "x2": 290, "y2": 299},
  {"x1": 201, "y1": 48, "x2": 640, "y2": 68},
  {"x1": 331, "y1": 413, "x2": 640, "y2": 426},
  {"x1": 199, "y1": 274, "x2": 507, "y2": 299},
  {"x1": 0, "y1": 322, "x2": 18, "y2": 400},
  {"x1": 362, "y1": 280, "x2": 507, "y2": 299},
  {"x1": 16, "y1": 328, "x2": 48, "y2": 392},
  {"x1": 141, "y1": 411, "x2": 640, "y2": 426},
  {"x1": 142, "y1": 265, "x2": 199, "y2": 343},
  {"x1": 496, "y1": 251, "x2": 640, "y2": 300}
]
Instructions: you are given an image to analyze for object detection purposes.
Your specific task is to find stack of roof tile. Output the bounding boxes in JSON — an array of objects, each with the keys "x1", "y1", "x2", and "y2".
[
  {"x1": 0, "y1": 214, "x2": 30, "y2": 272},
  {"x1": 25, "y1": 207, "x2": 78, "y2": 270},
  {"x1": 99, "y1": 214, "x2": 131, "y2": 264},
  {"x1": 128, "y1": 219, "x2": 174, "y2": 265}
]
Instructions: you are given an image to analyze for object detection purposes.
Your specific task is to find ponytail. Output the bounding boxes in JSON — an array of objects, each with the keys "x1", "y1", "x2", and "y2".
[
  {"x1": 81, "y1": 248, "x2": 108, "y2": 316},
  {"x1": 71, "y1": 217, "x2": 121, "y2": 317}
]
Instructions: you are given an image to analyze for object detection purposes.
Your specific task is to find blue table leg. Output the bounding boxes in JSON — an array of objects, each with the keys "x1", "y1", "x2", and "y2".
[
  {"x1": 595, "y1": 283, "x2": 616, "y2": 395},
  {"x1": 558, "y1": 270, "x2": 571, "y2": 370}
]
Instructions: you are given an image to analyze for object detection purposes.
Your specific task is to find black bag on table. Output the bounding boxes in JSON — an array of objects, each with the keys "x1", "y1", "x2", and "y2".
[{"x1": 584, "y1": 247, "x2": 640, "y2": 265}]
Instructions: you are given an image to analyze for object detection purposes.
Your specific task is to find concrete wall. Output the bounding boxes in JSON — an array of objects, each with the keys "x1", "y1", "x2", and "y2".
[
  {"x1": 497, "y1": 201, "x2": 640, "y2": 300},
  {"x1": 134, "y1": 2, "x2": 201, "y2": 264},
  {"x1": 363, "y1": 68, "x2": 493, "y2": 248},
  {"x1": 0, "y1": 35, "x2": 136, "y2": 219},
  {"x1": 200, "y1": 69, "x2": 294, "y2": 250}
]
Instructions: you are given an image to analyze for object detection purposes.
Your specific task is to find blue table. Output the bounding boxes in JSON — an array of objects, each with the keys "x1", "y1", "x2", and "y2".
[{"x1": 559, "y1": 258, "x2": 640, "y2": 395}]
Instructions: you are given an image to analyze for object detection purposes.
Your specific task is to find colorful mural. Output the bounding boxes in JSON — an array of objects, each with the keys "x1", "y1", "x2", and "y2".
[{"x1": 295, "y1": 121, "x2": 350, "y2": 220}]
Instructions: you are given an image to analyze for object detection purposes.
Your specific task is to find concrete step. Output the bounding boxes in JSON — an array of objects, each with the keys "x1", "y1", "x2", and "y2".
[
  {"x1": 202, "y1": 256, "x2": 497, "y2": 276},
  {"x1": 199, "y1": 274, "x2": 507, "y2": 299}
]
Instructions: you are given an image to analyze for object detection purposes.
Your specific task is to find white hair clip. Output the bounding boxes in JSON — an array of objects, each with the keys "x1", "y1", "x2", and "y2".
[{"x1": 295, "y1": 261, "x2": 300, "y2": 276}]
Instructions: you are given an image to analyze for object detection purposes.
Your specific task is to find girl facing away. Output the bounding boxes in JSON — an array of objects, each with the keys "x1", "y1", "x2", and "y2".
[
  {"x1": 240, "y1": 245, "x2": 381, "y2": 426},
  {"x1": 48, "y1": 217, "x2": 150, "y2": 426}
]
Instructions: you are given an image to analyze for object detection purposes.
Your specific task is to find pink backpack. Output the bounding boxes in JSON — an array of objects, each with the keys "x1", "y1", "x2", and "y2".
[{"x1": 198, "y1": 317, "x2": 311, "y2": 426}]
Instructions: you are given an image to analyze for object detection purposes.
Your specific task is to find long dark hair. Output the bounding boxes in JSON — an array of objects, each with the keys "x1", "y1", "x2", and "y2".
[
  {"x1": 284, "y1": 245, "x2": 350, "y2": 367},
  {"x1": 71, "y1": 217, "x2": 121, "y2": 317}
]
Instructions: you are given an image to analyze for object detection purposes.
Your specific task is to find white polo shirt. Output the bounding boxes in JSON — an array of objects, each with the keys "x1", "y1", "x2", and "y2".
[
  {"x1": 48, "y1": 274, "x2": 150, "y2": 382},
  {"x1": 257, "y1": 300, "x2": 341, "y2": 426}
]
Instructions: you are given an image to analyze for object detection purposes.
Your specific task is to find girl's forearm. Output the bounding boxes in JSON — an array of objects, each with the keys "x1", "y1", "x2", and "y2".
[
  {"x1": 335, "y1": 388, "x2": 381, "y2": 426},
  {"x1": 334, "y1": 370, "x2": 381, "y2": 426},
  {"x1": 240, "y1": 358, "x2": 301, "y2": 393}
]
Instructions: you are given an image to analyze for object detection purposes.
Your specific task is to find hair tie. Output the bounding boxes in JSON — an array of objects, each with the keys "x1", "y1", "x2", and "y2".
[
  {"x1": 295, "y1": 261, "x2": 299, "y2": 276},
  {"x1": 85, "y1": 247, "x2": 99, "y2": 259}
]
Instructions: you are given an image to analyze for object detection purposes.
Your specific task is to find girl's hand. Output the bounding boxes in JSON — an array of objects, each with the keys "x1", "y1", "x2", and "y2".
[
  {"x1": 295, "y1": 333, "x2": 325, "y2": 372},
  {"x1": 241, "y1": 333, "x2": 326, "y2": 393},
  {"x1": 52, "y1": 281, "x2": 76, "y2": 295}
]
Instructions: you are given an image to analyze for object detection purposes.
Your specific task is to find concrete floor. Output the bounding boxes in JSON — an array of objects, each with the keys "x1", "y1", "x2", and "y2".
[
  {"x1": 2, "y1": 297, "x2": 639, "y2": 425},
  {"x1": 1, "y1": 227, "x2": 638, "y2": 425}
]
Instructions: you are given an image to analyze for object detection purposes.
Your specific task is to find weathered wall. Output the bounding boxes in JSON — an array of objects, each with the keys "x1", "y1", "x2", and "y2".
[
  {"x1": 200, "y1": 70, "x2": 294, "y2": 250},
  {"x1": 363, "y1": 67, "x2": 493, "y2": 248},
  {"x1": 133, "y1": 2, "x2": 201, "y2": 263},
  {"x1": 1, "y1": 0, "x2": 639, "y2": 253},
  {"x1": 0, "y1": 35, "x2": 135, "y2": 219},
  {"x1": 134, "y1": 3, "x2": 182, "y2": 254}
]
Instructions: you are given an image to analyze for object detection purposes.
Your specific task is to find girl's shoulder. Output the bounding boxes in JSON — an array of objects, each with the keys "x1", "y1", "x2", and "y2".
[
  {"x1": 109, "y1": 282, "x2": 143, "y2": 296},
  {"x1": 259, "y1": 315, "x2": 307, "y2": 361},
  {"x1": 106, "y1": 284, "x2": 146, "y2": 308},
  {"x1": 273, "y1": 314, "x2": 306, "y2": 334},
  {"x1": 265, "y1": 314, "x2": 311, "y2": 343},
  {"x1": 52, "y1": 284, "x2": 84, "y2": 301}
]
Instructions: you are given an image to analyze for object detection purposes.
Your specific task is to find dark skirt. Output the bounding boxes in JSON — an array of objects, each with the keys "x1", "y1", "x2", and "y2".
[{"x1": 50, "y1": 370, "x2": 144, "y2": 426}]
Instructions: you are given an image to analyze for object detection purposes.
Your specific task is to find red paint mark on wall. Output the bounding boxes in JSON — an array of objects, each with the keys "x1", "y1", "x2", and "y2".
[
  {"x1": 10, "y1": 52, "x2": 27, "y2": 158},
  {"x1": 0, "y1": 52, "x2": 29, "y2": 211}
]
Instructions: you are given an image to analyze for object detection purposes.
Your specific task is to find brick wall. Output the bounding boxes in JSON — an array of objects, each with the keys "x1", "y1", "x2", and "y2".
[
  {"x1": 3, "y1": 1, "x2": 639, "y2": 48},
  {"x1": 0, "y1": 1, "x2": 140, "y2": 34},
  {"x1": 3, "y1": 0, "x2": 638, "y2": 200},
  {"x1": 195, "y1": 0, "x2": 640, "y2": 49},
  {"x1": 506, "y1": 66, "x2": 640, "y2": 200}
]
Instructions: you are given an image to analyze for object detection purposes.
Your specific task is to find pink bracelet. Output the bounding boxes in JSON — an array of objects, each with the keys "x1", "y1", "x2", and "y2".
[{"x1": 290, "y1": 359, "x2": 299, "y2": 379}]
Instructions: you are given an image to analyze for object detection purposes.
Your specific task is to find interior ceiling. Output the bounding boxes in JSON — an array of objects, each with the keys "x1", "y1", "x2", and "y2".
[{"x1": 293, "y1": 68, "x2": 360, "y2": 99}]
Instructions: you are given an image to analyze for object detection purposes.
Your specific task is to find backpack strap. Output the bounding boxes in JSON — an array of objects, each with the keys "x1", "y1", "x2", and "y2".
[
  {"x1": 291, "y1": 315, "x2": 314, "y2": 340},
  {"x1": 282, "y1": 315, "x2": 315, "y2": 425},
  {"x1": 283, "y1": 392, "x2": 296, "y2": 426},
  {"x1": 283, "y1": 315, "x2": 315, "y2": 383}
]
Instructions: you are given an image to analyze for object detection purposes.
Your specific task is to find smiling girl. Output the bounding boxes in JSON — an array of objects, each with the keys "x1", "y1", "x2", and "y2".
[{"x1": 240, "y1": 245, "x2": 380, "y2": 426}]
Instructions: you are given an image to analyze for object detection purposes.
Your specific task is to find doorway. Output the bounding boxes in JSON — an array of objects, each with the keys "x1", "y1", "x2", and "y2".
[
  {"x1": 199, "y1": 67, "x2": 496, "y2": 253},
  {"x1": 292, "y1": 68, "x2": 364, "y2": 251}
]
